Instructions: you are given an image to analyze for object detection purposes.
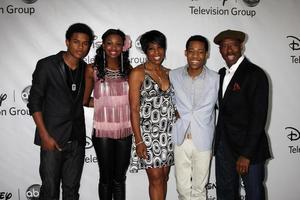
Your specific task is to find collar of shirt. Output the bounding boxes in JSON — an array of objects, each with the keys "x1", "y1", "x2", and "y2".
[
  {"x1": 224, "y1": 55, "x2": 245, "y2": 74},
  {"x1": 222, "y1": 56, "x2": 244, "y2": 97},
  {"x1": 183, "y1": 65, "x2": 207, "y2": 80}
]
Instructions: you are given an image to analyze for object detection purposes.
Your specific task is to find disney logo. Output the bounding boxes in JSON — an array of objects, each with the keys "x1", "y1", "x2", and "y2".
[
  {"x1": 286, "y1": 36, "x2": 300, "y2": 51},
  {"x1": 190, "y1": 0, "x2": 260, "y2": 7},
  {"x1": 0, "y1": 93, "x2": 7, "y2": 106},
  {"x1": 223, "y1": 0, "x2": 228, "y2": 6},
  {"x1": 190, "y1": 0, "x2": 229, "y2": 6},
  {"x1": 0, "y1": 191, "x2": 12, "y2": 200},
  {"x1": 91, "y1": 35, "x2": 102, "y2": 49},
  {"x1": 285, "y1": 127, "x2": 300, "y2": 141},
  {"x1": 85, "y1": 136, "x2": 93, "y2": 149}
]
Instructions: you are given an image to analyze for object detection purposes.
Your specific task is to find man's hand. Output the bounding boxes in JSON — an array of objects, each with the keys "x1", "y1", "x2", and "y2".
[
  {"x1": 236, "y1": 156, "x2": 250, "y2": 175},
  {"x1": 32, "y1": 112, "x2": 62, "y2": 151},
  {"x1": 41, "y1": 135, "x2": 61, "y2": 151}
]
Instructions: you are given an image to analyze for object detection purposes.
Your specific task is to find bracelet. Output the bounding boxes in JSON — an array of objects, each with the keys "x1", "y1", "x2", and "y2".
[{"x1": 135, "y1": 141, "x2": 144, "y2": 146}]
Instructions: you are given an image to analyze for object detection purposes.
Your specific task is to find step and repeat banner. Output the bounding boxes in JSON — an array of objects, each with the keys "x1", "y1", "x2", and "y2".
[{"x1": 1, "y1": 0, "x2": 300, "y2": 199}]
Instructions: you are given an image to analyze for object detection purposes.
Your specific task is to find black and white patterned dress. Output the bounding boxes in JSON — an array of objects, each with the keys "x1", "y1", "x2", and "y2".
[{"x1": 129, "y1": 73, "x2": 176, "y2": 173}]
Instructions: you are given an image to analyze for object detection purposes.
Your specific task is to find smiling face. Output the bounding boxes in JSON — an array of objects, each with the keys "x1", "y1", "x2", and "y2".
[
  {"x1": 102, "y1": 34, "x2": 124, "y2": 58},
  {"x1": 66, "y1": 32, "x2": 90, "y2": 60},
  {"x1": 219, "y1": 38, "x2": 243, "y2": 67},
  {"x1": 185, "y1": 40, "x2": 208, "y2": 70},
  {"x1": 146, "y1": 42, "x2": 165, "y2": 65}
]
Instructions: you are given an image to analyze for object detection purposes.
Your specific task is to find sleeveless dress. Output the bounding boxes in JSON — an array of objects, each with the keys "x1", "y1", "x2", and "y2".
[
  {"x1": 129, "y1": 73, "x2": 176, "y2": 172},
  {"x1": 93, "y1": 67, "x2": 132, "y2": 139}
]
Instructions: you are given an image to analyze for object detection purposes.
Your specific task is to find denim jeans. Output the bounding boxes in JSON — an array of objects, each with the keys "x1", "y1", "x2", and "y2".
[{"x1": 39, "y1": 140, "x2": 85, "y2": 200}]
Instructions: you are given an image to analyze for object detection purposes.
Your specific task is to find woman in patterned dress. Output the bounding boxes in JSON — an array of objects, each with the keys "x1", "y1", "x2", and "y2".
[
  {"x1": 129, "y1": 30, "x2": 176, "y2": 200},
  {"x1": 83, "y1": 29, "x2": 132, "y2": 200}
]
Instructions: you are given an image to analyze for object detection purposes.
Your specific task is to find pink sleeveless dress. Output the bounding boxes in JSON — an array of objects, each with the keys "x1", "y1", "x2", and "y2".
[{"x1": 93, "y1": 68, "x2": 132, "y2": 139}]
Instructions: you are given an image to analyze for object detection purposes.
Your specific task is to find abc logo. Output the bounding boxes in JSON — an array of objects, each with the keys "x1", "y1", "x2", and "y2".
[
  {"x1": 243, "y1": 0, "x2": 260, "y2": 7},
  {"x1": 85, "y1": 136, "x2": 93, "y2": 149},
  {"x1": 135, "y1": 35, "x2": 144, "y2": 53},
  {"x1": 21, "y1": 85, "x2": 31, "y2": 104},
  {"x1": 25, "y1": 184, "x2": 40, "y2": 200},
  {"x1": 22, "y1": 0, "x2": 38, "y2": 4}
]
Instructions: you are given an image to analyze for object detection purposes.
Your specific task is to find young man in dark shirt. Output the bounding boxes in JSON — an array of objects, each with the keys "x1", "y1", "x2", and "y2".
[{"x1": 28, "y1": 23, "x2": 94, "y2": 200}]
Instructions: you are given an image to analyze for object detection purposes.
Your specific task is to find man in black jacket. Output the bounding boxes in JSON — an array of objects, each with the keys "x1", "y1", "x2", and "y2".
[
  {"x1": 28, "y1": 23, "x2": 94, "y2": 200},
  {"x1": 214, "y1": 29, "x2": 271, "y2": 200}
]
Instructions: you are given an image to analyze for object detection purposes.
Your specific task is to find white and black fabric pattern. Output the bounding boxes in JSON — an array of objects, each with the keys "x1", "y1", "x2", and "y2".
[{"x1": 129, "y1": 74, "x2": 176, "y2": 172}]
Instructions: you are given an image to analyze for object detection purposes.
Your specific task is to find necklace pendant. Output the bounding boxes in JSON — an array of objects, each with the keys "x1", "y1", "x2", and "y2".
[{"x1": 71, "y1": 84, "x2": 76, "y2": 91}]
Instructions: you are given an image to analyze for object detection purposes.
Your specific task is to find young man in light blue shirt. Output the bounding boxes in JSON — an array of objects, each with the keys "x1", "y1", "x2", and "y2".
[{"x1": 169, "y1": 35, "x2": 219, "y2": 200}]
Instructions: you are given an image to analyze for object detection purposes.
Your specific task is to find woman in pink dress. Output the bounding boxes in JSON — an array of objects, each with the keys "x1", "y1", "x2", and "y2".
[{"x1": 83, "y1": 29, "x2": 132, "y2": 200}]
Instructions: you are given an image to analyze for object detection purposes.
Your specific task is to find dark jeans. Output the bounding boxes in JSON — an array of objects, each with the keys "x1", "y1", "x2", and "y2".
[
  {"x1": 215, "y1": 139, "x2": 266, "y2": 200},
  {"x1": 39, "y1": 140, "x2": 85, "y2": 200},
  {"x1": 92, "y1": 134, "x2": 132, "y2": 200}
]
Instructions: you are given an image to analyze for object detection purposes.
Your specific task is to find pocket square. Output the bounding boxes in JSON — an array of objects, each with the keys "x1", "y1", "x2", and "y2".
[{"x1": 232, "y1": 82, "x2": 241, "y2": 91}]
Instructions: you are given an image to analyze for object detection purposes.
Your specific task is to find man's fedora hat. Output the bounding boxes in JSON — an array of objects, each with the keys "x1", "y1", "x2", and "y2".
[{"x1": 214, "y1": 29, "x2": 245, "y2": 45}]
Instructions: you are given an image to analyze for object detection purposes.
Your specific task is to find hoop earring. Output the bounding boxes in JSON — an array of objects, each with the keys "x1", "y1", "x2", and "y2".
[{"x1": 121, "y1": 52, "x2": 124, "y2": 74}]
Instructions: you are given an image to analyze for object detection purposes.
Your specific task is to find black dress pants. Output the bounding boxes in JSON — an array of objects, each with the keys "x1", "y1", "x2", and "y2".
[
  {"x1": 215, "y1": 138, "x2": 266, "y2": 200},
  {"x1": 92, "y1": 134, "x2": 132, "y2": 200},
  {"x1": 39, "y1": 140, "x2": 85, "y2": 200}
]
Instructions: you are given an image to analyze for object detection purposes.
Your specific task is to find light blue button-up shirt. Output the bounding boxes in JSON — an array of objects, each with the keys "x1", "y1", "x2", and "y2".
[{"x1": 169, "y1": 65, "x2": 219, "y2": 151}]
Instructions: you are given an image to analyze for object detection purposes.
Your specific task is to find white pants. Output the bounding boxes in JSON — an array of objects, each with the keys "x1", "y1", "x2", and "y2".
[{"x1": 174, "y1": 138, "x2": 212, "y2": 200}]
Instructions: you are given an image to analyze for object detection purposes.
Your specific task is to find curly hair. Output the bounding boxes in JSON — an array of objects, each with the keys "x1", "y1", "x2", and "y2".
[{"x1": 94, "y1": 29, "x2": 131, "y2": 80}]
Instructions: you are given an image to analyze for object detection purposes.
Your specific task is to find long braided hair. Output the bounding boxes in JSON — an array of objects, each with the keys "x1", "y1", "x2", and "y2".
[{"x1": 94, "y1": 29, "x2": 131, "y2": 80}]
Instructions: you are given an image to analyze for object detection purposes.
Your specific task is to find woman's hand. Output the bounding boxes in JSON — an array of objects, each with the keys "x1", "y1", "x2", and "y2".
[{"x1": 136, "y1": 142, "x2": 148, "y2": 160}]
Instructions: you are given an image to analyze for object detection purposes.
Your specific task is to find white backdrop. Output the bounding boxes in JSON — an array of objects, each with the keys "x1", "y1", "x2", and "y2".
[{"x1": 1, "y1": 0, "x2": 300, "y2": 199}]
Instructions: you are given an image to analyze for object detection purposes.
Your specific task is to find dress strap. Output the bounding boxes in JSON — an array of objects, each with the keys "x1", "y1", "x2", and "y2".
[
  {"x1": 143, "y1": 63, "x2": 148, "y2": 74},
  {"x1": 142, "y1": 63, "x2": 150, "y2": 80}
]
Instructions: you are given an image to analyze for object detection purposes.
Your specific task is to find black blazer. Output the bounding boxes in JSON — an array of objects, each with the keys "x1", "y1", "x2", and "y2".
[
  {"x1": 215, "y1": 57, "x2": 271, "y2": 163},
  {"x1": 28, "y1": 51, "x2": 86, "y2": 146}
]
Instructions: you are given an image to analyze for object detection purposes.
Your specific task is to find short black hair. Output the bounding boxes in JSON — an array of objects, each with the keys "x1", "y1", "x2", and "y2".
[
  {"x1": 186, "y1": 35, "x2": 209, "y2": 52},
  {"x1": 140, "y1": 30, "x2": 166, "y2": 54},
  {"x1": 65, "y1": 23, "x2": 94, "y2": 46}
]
